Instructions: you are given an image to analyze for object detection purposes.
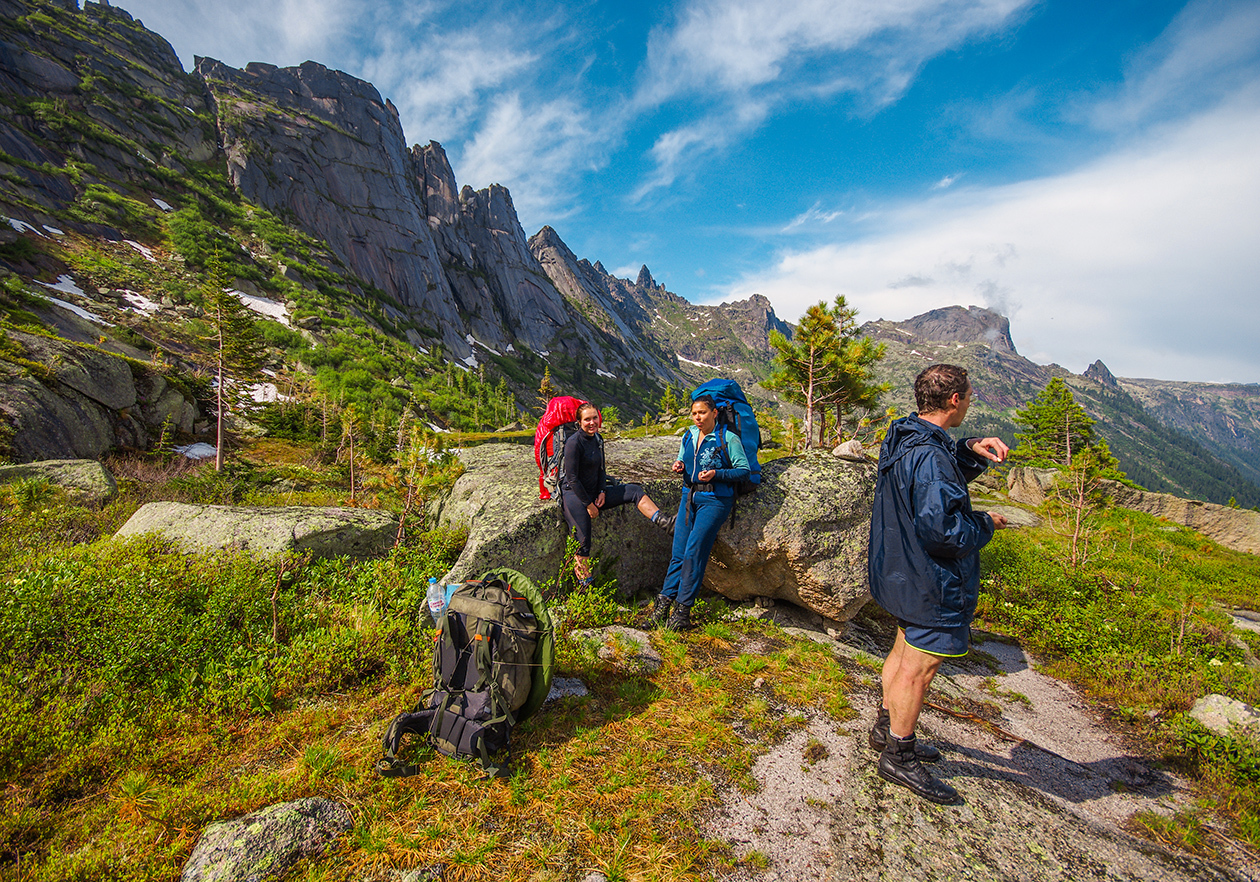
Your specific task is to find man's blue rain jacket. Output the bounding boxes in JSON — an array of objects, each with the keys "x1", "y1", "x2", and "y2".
[{"x1": 868, "y1": 415, "x2": 996, "y2": 629}]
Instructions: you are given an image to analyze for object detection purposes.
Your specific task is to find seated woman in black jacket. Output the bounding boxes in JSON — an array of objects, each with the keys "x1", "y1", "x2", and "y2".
[{"x1": 562, "y1": 403, "x2": 674, "y2": 585}]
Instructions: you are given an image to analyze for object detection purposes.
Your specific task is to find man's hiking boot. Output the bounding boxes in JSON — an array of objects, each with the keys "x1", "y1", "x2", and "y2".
[
  {"x1": 648, "y1": 595, "x2": 673, "y2": 627},
  {"x1": 654, "y1": 513, "x2": 677, "y2": 532},
  {"x1": 665, "y1": 604, "x2": 694, "y2": 632},
  {"x1": 868, "y1": 707, "x2": 940, "y2": 762},
  {"x1": 878, "y1": 734, "x2": 960, "y2": 805}
]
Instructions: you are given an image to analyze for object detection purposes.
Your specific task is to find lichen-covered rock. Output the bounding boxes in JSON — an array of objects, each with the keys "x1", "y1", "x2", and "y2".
[
  {"x1": 432, "y1": 438, "x2": 875, "y2": 621},
  {"x1": 180, "y1": 797, "x2": 352, "y2": 882},
  {"x1": 0, "y1": 458, "x2": 117, "y2": 505},
  {"x1": 707, "y1": 451, "x2": 875, "y2": 621},
  {"x1": 115, "y1": 503, "x2": 398, "y2": 559},
  {"x1": 1189, "y1": 694, "x2": 1260, "y2": 739},
  {"x1": 833, "y1": 762, "x2": 1240, "y2": 882}
]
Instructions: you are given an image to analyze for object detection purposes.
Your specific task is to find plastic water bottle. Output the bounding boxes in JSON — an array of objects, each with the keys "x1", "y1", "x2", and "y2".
[{"x1": 426, "y1": 577, "x2": 446, "y2": 624}]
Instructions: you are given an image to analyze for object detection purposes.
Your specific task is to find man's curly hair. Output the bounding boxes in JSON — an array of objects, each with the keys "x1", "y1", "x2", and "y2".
[{"x1": 914, "y1": 364, "x2": 969, "y2": 414}]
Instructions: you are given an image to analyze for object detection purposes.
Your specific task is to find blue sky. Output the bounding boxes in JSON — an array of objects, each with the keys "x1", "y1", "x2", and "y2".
[{"x1": 120, "y1": 0, "x2": 1260, "y2": 383}]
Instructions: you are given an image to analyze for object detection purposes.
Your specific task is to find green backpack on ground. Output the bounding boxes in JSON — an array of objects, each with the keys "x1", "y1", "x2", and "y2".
[{"x1": 377, "y1": 568, "x2": 555, "y2": 778}]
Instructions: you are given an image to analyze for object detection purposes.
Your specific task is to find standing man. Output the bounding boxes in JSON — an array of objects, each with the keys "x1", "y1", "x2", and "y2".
[{"x1": 867, "y1": 364, "x2": 1009, "y2": 804}]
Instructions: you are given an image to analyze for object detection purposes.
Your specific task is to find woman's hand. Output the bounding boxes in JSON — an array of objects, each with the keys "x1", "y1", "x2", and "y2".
[
  {"x1": 595, "y1": 491, "x2": 605, "y2": 508},
  {"x1": 697, "y1": 469, "x2": 716, "y2": 482},
  {"x1": 587, "y1": 502, "x2": 599, "y2": 519},
  {"x1": 671, "y1": 460, "x2": 685, "y2": 473}
]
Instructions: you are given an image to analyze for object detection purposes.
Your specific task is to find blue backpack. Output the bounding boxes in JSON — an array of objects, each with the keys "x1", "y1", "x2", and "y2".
[{"x1": 691, "y1": 379, "x2": 761, "y2": 496}]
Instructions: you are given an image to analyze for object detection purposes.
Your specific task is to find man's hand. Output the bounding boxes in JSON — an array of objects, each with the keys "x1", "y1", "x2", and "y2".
[
  {"x1": 970, "y1": 437, "x2": 1010, "y2": 463},
  {"x1": 990, "y1": 512, "x2": 1008, "y2": 530},
  {"x1": 697, "y1": 469, "x2": 717, "y2": 482},
  {"x1": 587, "y1": 502, "x2": 599, "y2": 519},
  {"x1": 672, "y1": 460, "x2": 685, "y2": 473}
]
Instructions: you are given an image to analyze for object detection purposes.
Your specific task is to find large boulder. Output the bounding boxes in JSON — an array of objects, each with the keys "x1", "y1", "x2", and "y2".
[
  {"x1": 430, "y1": 438, "x2": 683, "y2": 595},
  {"x1": 0, "y1": 458, "x2": 117, "y2": 505},
  {"x1": 181, "y1": 797, "x2": 352, "y2": 882},
  {"x1": 115, "y1": 502, "x2": 398, "y2": 559},
  {"x1": 1006, "y1": 466, "x2": 1060, "y2": 506},
  {"x1": 431, "y1": 438, "x2": 877, "y2": 621}
]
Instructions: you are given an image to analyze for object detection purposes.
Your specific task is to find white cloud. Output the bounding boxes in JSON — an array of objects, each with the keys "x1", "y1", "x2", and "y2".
[
  {"x1": 357, "y1": 22, "x2": 537, "y2": 146},
  {"x1": 121, "y1": 0, "x2": 356, "y2": 69},
  {"x1": 1087, "y1": 0, "x2": 1260, "y2": 130},
  {"x1": 640, "y1": 0, "x2": 1028, "y2": 102},
  {"x1": 783, "y1": 202, "x2": 845, "y2": 231},
  {"x1": 722, "y1": 93, "x2": 1260, "y2": 383},
  {"x1": 458, "y1": 94, "x2": 601, "y2": 225},
  {"x1": 630, "y1": 0, "x2": 1030, "y2": 197}
]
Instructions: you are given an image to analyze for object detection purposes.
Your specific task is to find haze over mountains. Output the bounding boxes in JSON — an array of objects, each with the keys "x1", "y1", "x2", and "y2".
[{"x1": 1, "y1": 0, "x2": 1259, "y2": 506}]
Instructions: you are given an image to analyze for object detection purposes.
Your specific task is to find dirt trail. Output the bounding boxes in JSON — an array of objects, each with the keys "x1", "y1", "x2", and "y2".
[{"x1": 705, "y1": 626, "x2": 1259, "y2": 881}]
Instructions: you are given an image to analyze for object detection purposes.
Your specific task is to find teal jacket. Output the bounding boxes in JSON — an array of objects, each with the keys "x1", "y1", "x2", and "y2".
[{"x1": 677, "y1": 426, "x2": 750, "y2": 498}]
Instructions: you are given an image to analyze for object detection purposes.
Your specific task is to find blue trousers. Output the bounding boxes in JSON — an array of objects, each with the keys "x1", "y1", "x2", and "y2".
[{"x1": 659, "y1": 489, "x2": 732, "y2": 608}]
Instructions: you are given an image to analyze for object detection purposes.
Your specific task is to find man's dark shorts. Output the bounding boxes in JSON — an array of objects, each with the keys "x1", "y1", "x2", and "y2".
[{"x1": 898, "y1": 620, "x2": 970, "y2": 657}]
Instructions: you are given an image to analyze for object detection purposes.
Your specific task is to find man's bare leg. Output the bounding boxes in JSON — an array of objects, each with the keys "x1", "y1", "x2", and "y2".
[
  {"x1": 882, "y1": 628, "x2": 944, "y2": 738},
  {"x1": 876, "y1": 627, "x2": 958, "y2": 803}
]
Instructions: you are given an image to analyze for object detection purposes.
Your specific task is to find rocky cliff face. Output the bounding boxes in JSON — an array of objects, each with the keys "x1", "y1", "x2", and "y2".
[
  {"x1": 529, "y1": 225, "x2": 792, "y2": 380},
  {"x1": 1, "y1": 0, "x2": 779, "y2": 396}
]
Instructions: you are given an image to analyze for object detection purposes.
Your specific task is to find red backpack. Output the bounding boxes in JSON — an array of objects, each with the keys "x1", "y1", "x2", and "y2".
[{"x1": 534, "y1": 396, "x2": 598, "y2": 500}]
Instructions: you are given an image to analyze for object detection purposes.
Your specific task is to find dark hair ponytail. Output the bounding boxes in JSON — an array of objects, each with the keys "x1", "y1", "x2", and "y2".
[{"x1": 691, "y1": 394, "x2": 717, "y2": 411}]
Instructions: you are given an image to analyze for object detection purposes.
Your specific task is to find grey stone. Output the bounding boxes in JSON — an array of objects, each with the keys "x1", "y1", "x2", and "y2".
[
  {"x1": 1006, "y1": 466, "x2": 1060, "y2": 506},
  {"x1": 115, "y1": 503, "x2": 399, "y2": 559},
  {"x1": 0, "y1": 334, "x2": 197, "y2": 462},
  {"x1": 180, "y1": 797, "x2": 351, "y2": 882},
  {"x1": 1189, "y1": 694, "x2": 1260, "y2": 739},
  {"x1": 572, "y1": 626, "x2": 662, "y2": 674},
  {"x1": 546, "y1": 677, "x2": 590, "y2": 703},
  {"x1": 11, "y1": 329, "x2": 137, "y2": 411},
  {"x1": 0, "y1": 459, "x2": 117, "y2": 505},
  {"x1": 832, "y1": 439, "x2": 871, "y2": 461}
]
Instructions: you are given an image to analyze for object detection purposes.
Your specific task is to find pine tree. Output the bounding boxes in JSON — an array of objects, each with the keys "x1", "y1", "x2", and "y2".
[
  {"x1": 1010, "y1": 378, "x2": 1103, "y2": 468},
  {"x1": 657, "y1": 384, "x2": 682, "y2": 422},
  {"x1": 202, "y1": 246, "x2": 266, "y2": 472},
  {"x1": 537, "y1": 366, "x2": 558, "y2": 414},
  {"x1": 765, "y1": 296, "x2": 886, "y2": 448}
]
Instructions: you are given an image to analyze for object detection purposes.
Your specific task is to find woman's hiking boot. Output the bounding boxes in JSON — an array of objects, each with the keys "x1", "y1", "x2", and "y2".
[
  {"x1": 665, "y1": 604, "x2": 694, "y2": 631},
  {"x1": 648, "y1": 595, "x2": 673, "y2": 627},
  {"x1": 877, "y1": 734, "x2": 960, "y2": 805},
  {"x1": 868, "y1": 707, "x2": 940, "y2": 762},
  {"x1": 653, "y1": 512, "x2": 677, "y2": 532}
]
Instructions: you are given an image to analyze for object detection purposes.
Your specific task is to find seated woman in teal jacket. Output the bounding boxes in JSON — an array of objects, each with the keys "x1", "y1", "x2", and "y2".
[{"x1": 649, "y1": 394, "x2": 750, "y2": 631}]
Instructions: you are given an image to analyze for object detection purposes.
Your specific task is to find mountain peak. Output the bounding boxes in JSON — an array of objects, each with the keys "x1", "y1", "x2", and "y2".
[
  {"x1": 1084, "y1": 359, "x2": 1120, "y2": 388},
  {"x1": 636, "y1": 265, "x2": 655, "y2": 288},
  {"x1": 896, "y1": 305, "x2": 1017, "y2": 354}
]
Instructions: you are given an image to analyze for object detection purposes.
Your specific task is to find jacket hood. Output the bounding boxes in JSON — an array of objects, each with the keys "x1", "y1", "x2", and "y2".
[{"x1": 878, "y1": 415, "x2": 952, "y2": 474}]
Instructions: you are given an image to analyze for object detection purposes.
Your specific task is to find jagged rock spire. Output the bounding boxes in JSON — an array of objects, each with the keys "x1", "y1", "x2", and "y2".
[{"x1": 636, "y1": 265, "x2": 655, "y2": 288}]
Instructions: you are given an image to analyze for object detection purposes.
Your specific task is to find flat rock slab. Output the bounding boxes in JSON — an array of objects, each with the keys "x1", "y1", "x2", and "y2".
[
  {"x1": 116, "y1": 502, "x2": 398, "y2": 559},
  {"x1": 181, "y1": 797, "x2": 352, "y2": 882},
  {"x1": 0, "y1": 458, "x2": 117, "y2": 505}
]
